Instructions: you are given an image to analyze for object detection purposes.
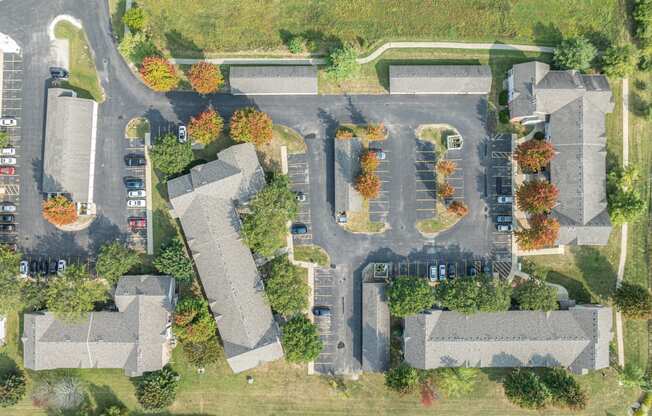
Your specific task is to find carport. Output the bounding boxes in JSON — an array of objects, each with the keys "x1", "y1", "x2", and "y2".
[
  {"x1": 389, "y1": 65, "x2": 492, "y2": 94},
  {"x1": 229, "y1": 65, "x2": 318, "y2": 95}
]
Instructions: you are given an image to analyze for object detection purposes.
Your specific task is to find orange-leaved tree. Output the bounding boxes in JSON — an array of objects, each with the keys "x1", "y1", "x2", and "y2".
[
  {"x1": 514, "y1": 139, "x2": 555, "y2": 172},
  {"x1": 365, "y1": 123, "x2": 386, "y2": 141},
  {"x1": 229, "y1": 107, "x2": 273, "y2": 146},
  {"x1": 515, "y1": 214, "x2": 560, "y2": 250},
  {"x1": 188, "y1": 108, "x2": 224, "y2": 145},
  {"x1": 355, "y1": 173, "x2": 381, "y2": 199},
  {"x1": 436, "y1": 160, "x2": 457, "y2": 177},
  {"x1": 438, "y1": 182, "x2": 455, "y2": 199},
  {"x1": 448, "y1": 201, "x2": 468, "y2": 217},
  {"x1": 516, "y1": 180, "x2": 559, "y2": 214},
  {"x1": 42, "y1": 195, "x2": 78, "y2": 226},
  {"x1": 188, "y1": 62, "x2": 223, "y2": 95},
  {"x1": 139, "y1": 56, "x2": 180, "y2": 92},
  {"x1": 360, "y1": 151, "x2": 379, "y2": 174}
]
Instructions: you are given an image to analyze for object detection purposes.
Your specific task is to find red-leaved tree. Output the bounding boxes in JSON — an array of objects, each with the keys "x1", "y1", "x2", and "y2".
[
  {"x1": 360, "y1": 151, "x2": 379, "y2": 174},
  {"x1": 355, "y1": 173, "x2": 381, "y2": 199},
  {"x1": 514, "y1": 139, "x2": 555, "y2": 172},
  {"x1": 229, "y1": 107, "x2": 273, "y2": 146},
  {"x1": 515, "y1": 214, "x2": 560, "y2": 250},
  {"x1": 139, "y1": 56, "x2": 180, "y2": 92},
  {"x1": 438, "y1": 182, "x2": 455, "y2": 199},
  {"x1": 188, "y1": 62, "x2": 223, "y2": 95},
  {"x1": 42, "y1": 195, "x2": 78, "y2": 226},
  {"x1": 436, "y1": 160, "x2": 457, "y2": 177},
  {"x1": 188, "y1": 108, "x2": 224, "y2": 145},
  {"x1": 516, "y1": 180, "x2": 559, "y2": 214},
  {"x1": 448, "y1": 201, "x2": 468, "y2": 217}
]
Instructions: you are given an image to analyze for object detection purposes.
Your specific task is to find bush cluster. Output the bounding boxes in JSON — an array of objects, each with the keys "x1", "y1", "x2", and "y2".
[
  {"x1": 188, "y1": 108, "x2": 224, "y2": 145},
  {"x1": 173, "y1": 297, "x2": 217, "y2": 343},
  {"x1": 504, "y1": 368, "x2": 587, "y2": 410},
  {"x1": 281, "y1": 315, "x2": 323, "y2": 363},
  {"x1": 135, "y1": 366, "x2": 180, "y2": 410},
  {"x1": 229, "y1": 107, "x2": 273, "y2": 146},
  {"x1": 188, "y1": 62, "x2": 223, "y2": 94},
  {"x1": 435, "y1": 276, "x2": 512, "y2": 314},
  {"x1": 139, "y1": 56, "x2": 180, "y2": 92}
]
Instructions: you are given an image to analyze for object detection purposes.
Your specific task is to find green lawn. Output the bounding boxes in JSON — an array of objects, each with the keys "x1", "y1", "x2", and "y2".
[
  {"x1": 294, "y1": 245, "x2": 330, "y2": 266},
  {"x1": 138, "y1": 0, "x2": 626, "y2": 57},
  {"x1": 54, "y1": 21, "x2": 104, "y2": 102}
]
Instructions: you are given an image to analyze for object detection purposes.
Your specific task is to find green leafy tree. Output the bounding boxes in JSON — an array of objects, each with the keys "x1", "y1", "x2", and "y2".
[
  {"x1": 326, "y1": 44, "x2": 360, "y2": 81},
  {"x1": 153, "y1": 237, "x2": 194, "y2": 283},
  {"x1": 387, "y1": 276, "x2": 435, "y2": 317},
  {"x1": 553, "y1": 37, "x2": 597, "y2": 72},
  {"x1": 122, "y1": 7, "x2": 147, "y2": 32},
  {"x1": 607, "y1": 165, "x2": 647, "y2": 224},
  {"x1": 602, "y1": 45, "x2": 640, "y2": 78},
  {"x1": 149, "y1": 133, "x2": 193, "y2": 178},
  {"x1": 229, "y1": 107, "x2": 273, "y2": 146},
  {"x1": 436, "y1": 368, "x2": 478, "y2": 398},
  {"x1": 135, "y1": 366, "x2": 179, "y2": 411},
  {"x1": 541, "y1": 368, "x2": 588, "y2": 410},
  {"x1": 281, "y1": 315, "x2": 323, "y2": 363},
  {"x1": 614, "y1": 282, "x2": 652, "y2": 319},
  {"x1": 513, "y1": 279, "x2": 558, "y2": 311},
  {"x1": 118, "y1": 32, "x2": 158, "y2": 66},
  {"x1": 264, "y1": 255, "x2": 309, "y2": 316},
  {"x1": 385, "y1": 363, "x2": 419, "y2": 394},
  {"x1": 287, "y1": 36, "x2": 305, "y2": 54},
  {"x1": 477, "y1": 277, "x2": 513, "y2": 312},
  {"x1": 635, "y1": 0, "x2": 652, "y2": 45},
  {"x1": 503, "y1": 369, "x2": 551, "y2": 409},
  {"x1": 182, "y1": 337, "x2": 222, "y2": 368},
  {"x1": 45, "y1": 265, "x2": 107, "y2": 321},
  {"x1": 95, "y1": 241, "x2": 140, "y2": 286},
  {"x1": 242, "y1": 175, "x2": 298, "y2": 256},
  {"x1": 0, "y1": 368, "x2": 26, "y2": 407},
  {"x1": 619, "y1": 362, "x2": 646, "y2": 388},
  {"x1": 0, "y1": 131, "x2": 9, "y2": 148},
  {"x1": 435, "y1": 277, "x2": 511, "y2": 314},
  {"x1": 173, "y1": 297, "x2": 216, "y2": 343}
]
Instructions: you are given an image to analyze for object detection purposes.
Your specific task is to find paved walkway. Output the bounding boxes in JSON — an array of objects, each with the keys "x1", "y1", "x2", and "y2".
[
  {"x1": 170, "y1": 41, "x2": 554, "y2": 66},
  {"x1": 615, "y1": 77, "x2": 630, "y2": 368}
]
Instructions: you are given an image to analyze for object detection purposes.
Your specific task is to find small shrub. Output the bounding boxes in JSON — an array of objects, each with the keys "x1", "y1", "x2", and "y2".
[
  {"x1": 448, "y1": 201, "x2": 468, "y2": 217},
  {"x1": 614, "y1": 282, "x2": 652, "y2": 319},
  {"x1": 122, "y1": 7, "x2": 146, "y2": 32},
  {"x1": 229, "y1": 107, "x2": 273, "y2": 146},
  {"x1": 335, "y1": 127, "x2": 354, "y2": 140},
  {"x1": 326, "y1": 44, "x2": 360, "y2": 81},
  {"x1": 436, "y1": 160, "x2": 457, "y2": 177},
  {"x1": 355, "y1": 173, "x2": 381, "y2": 199},
  {"x1": 42, "y1": 195, "x2": 78, "y2": 226},
  {"x1": 135, "y1": 366, "x2": 179, "y2": 410},
  {"x1": 360, "y1": 150, "x2": 380, "y2": 173},
  {"x1": 503, "y1": 369, "x2": 551, "y2": 409},
  {"x1": 140, "y1": 56, "x2": 179, "y2": 92},
  {"x1": 602, "y1": 44, "x2": 640, "y2": 78},
  {"x1": 438, "y1": 182, "x2": 454, "y2": 199},
  {"x1": 118, "y1": 32, "x2": 159, "y2": 66},
  {"x1": 620, "y1": 362, "x2": 645, "y2": 388},
  {"x1": 0, "y1": 369, "x2": 26, "y2": 407},
  {"x1": 385, "y1": 363, "x2": 419, "y2": 394},
  {"x1": 188, "y1": 108, "x2": 224, "y2": 145},
  {"x1": 498, "y1": 90, "x2": 509, "y2": 105},
  {"x1": 499, "y1": 109, "x2": 510, "y2": 124},
  {"x1": 0, "y1": 131, "x2": 9, "y2": 148},
  {"x1": 188, "y1": 62, "x2": 223, "y2": 94},
  {"x1": 287, "y1": 36, "x2": 305, "y2": 54},
  {"x1": 436, "y1": 368, "x2": 478, "y2": 398},
  {"x1": 183, "y1": 338, "x2": 222, "y2": 368},
  {"x1": 173, "y1": 297, "x2": 216, "y2": 343}
]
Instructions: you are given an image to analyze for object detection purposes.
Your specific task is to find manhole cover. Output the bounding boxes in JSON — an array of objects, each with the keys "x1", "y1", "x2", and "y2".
[{"x1": 337, "y1": 342, "x2": 345, "y2": 350}]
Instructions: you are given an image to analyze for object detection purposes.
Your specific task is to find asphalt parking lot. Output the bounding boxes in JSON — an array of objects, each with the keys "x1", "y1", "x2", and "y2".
[
  {"x1": 368, "y1": 142, "x2": 390, "y2": 224},
  {"x1": 487, "y1": 133, "x2": 514, "y2": 275},
  {"x1": 312, "y1": 267, "x2": 337, "y2": 374},
  {"x1": 414, "y1": 140, "x2": 437, "y2": 220},
  {"x1": 122, "y1": 134, "x2": 147, "y2": 251},
  {"x1": 288, "y1": 153, "x2": 313, "y2": 246}
]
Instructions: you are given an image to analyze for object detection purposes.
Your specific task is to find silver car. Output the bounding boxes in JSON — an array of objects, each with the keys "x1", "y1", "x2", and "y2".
[
  {"x1": 0, "y1": 118, "x2": 17, "y2": 127},
  {"x1": 178, "y1": 125, "x2": 187, "y2": 143},
  {"x1": 127, "y1": 199, "x2": 146, "y2": 208},
  {"x1": 128, "y1": 190, "x2": 146, "y2": 198},
  {"x1": 0, "y1": 148, "x2": 15, "y2": 156},
  {"x1": 0, "y1": 157, "x2": 16, "y2": 165},
  {"x1": 0, "y1": 203, "x2": 16, "y2": 212},
  {"x1": 497, "y1": 195, "x2": 513, "y2": 204}
]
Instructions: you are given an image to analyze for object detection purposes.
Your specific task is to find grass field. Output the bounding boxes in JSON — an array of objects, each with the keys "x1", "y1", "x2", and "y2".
[
  {"x1": 138, "y1": 0, "x2": 626, "y2": 57},
  {"x1": 54, "y1": 21, "x2": 104, "y2": 102},
  {"x1": 293, "y1": 245, "x2": 330, "y2": 266}
]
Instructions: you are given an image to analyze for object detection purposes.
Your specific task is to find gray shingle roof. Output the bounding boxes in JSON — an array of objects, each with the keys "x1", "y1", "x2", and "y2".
[
  {"x1": 22, "y1": 275, "x2": 175, "y2": 377},
  {"x1": 362, "y1": 282, "x2": 390, "y2": 372},
  {"x1": 404, "y1": 305, "x2": 612, "y2": 374},
  {"x1": 168, "y1": 143, "x2": 283, "y2": 373},
  {"x1": 229, "y1": 66, "x2": 318, "y2": 95},
  {"x1": 334, "y1": 138, "x2": 363, "y2": 214},
  {"x1": 42, "y1": 88, "x2": 97, "y2": 202},
  {"x1": 389, "y1": 65, "x2": 492, "y2": 94}
]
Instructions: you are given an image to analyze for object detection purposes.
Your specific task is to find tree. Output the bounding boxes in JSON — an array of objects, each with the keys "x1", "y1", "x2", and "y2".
[
  {"x1": 135, "y1": 366, "x2": 179, "y2": 411},
  {"x1": 100, "y1": 406, "x2": 129, "y2": 416},
  {"x1": 619, "y1": 362, "x2": 646, "y2": 388},
  {"x1": 31, "y1": 376, "x2": 88, "y2": 412},
  {"x1": 614, "y1": 282, "x2": 652, "y2": 319},
  {"x1": 242, "y1": 175, "x2": 298, "y2": 256},
  {"x1": 540, "y1": 368, "x2": 588, "y2": 410},
  {"x1": 95, "y1": 241, "x2": 140, "y2": 286},
  {"x1": 188, "y1": 108, "x2": 223, "y2": 145},
  {"x1": 514, "y1": 139, "x2": 555, "y2": 172},
  {"x1": 365, "y1": 123, "x2": 386, "y2": 140},
  {"x1": 515, "y1": 214, "x2": 560, "y2": 250},
  {"x1": 45, "y1": 264, "x2": 107, "y2": 321},
  {"x1": 122, "y1": 7, "x2": 147, "y2": 32},
  {"x1": 264, "y1": 255, "x2": 309, "y2": 317},
  {"x1": 553, "y1": 37, "x2": 597, "y2": 72},
  {"x1": 360, "y1": 151, "x2": 379, "y2": 173},
  {"x1": 335, "y1": 127, "x2": 353, "y2": 140},
  {"x1": 447, "y1": 200, "x2": 468, "y2": 216},
  {"x1": 355, "y1": 173, "x2": 381, "y2": 199},
  {"x1": 118, "y1": 32, "x2": 159, "y2": 66},
  {"x1": 436, "y1": 368, "x2": 478, "y2": 398},
  {"x1": 607, "y1": 165, "x2": 646, "y2": 224},
  {"x1": 281, "y1": 315, "x2": 323, "y2": 363},
  {"x1": 477, "y1": 277, "x2": 513, "y2": 312},
  {"x1": 139, "y1": 56, "x2": 179, "y2": 92},
  {"x1": 513, "y1": 278, "x2": 558, "y2": 311},
  {"x1": 385, "y1": 363, "x2": 419, "y2": 394},
  {"x1": 183, "y1": 337, "x2": 222, "y2": 368},
  {"x1": 42, "y1": 195, "x2": 78, "y2": 226},
  {"x1": 438, "y1": 182, "x2": 454, "y2": 199},
  {"x1": 173, "y1": 297, "x2": 216, "y2": 343},
  {"x1": 0, "y1": 368, "x2": 26, "y2": 407},
  {"x1": 188, "y1": 62, "x2": 224, "y2": 94},
  {"x1": 326, "y1": 44, "x2": 360, "y2": 81},
  {"x1": 149, "y1": 133, "x2": 193, "y2": 178},
  {"x1": 435, "y1": 277, "x2": 511, "y2": 314},
  {"x1": 153, "y1": 237, "x2": 194, "y2": 283},
  {"x1": 503, "y1": 370, "x2": 551, "y2": 409},
  {"x1": 516, "y1": 180, "x2": 558, "y2": 214},
  {"x1": 387, "y1": 276, "x2": 435, "y2": 317},
  {"x1": 229, "y1": 107, "x2": 273, "y2": 146},
  {"x1": 436, "y1": 160, "x2": 457, "y2": 177},
  {"x1": 602, "y1": 45, "x2": 639, "y2": 78},
  {"x1": 635, "y1": 0, "x2": 652, "y2": 45},
  {"x1": 0, "y1": 131, "x2": 9, "y2": 148},
  {"x1": 287, "y1": 36, "x2": 305, "y2": 54}
]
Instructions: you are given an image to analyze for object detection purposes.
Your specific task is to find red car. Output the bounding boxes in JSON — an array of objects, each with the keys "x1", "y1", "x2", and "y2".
[
  {"x1": 0, "y1": 166, "x2": 15, "y2": 175},
  {"x1": 128, "y1": 217, "x2": 146, "y2": 230}
]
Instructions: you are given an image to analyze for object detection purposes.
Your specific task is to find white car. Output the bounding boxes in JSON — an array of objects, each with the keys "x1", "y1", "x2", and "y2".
[
  {"x1": 19, "y1": 260, "x2": 28, "y2": 277},
  {"x1": 57, "y1": 259, "x2": 66, "y2": 275},
  {"x1": 178, "y1": 125, "x2": 187, "y2": 143},
  {"x1": 127, "y1": 199, "x2": 146, "y2": 208},
  {"x1": 128, "y1": 189, "x2": 146, "y2": 198},
  {"x1": 0, "y1": 203, "x2": 16, "y2": 212},
  {"x1": 0, "y1": 148, "x2": 15, "y2": 156},
  {"x1": 0, "y1": 118, "x2": 17, "y2": 127},
  {"x1": 497, "y1": 195, "x2": 513, "y2": 204},
  {"x1": 0, "y1": 157, "x2": 16, "y2": 165}
]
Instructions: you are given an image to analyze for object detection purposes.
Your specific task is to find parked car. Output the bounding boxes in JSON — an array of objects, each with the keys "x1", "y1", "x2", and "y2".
[
  {"x1": 295, "y1": 192, "x2": 306, "y2": 202},
  {"x1": 128, "y1": 217, "x2": 147, "y2": 229},
  {"x1": 57, "y1": 259, "x2": 66, "y2": 274},
  {"x1": 30, "y1": 260, "x2": 38, "y2": 275},
  {"x1": 19, "y1": 260, "x2": 28, "y2": 277},
  {"x1": 0, "y1": 148, "x2": 15, "y2": 156},
  {"x1": 178, "y1": 125, "x2": 187, "y2": 143},
  {"x1": 127, "y1": 189, "x2": 146, "y2": 198},
  {"x1": 496, "y1": 223, "x2": 513, "y2": 232},
  {"x1": 497, "y1": 195, "x2": 513, "y2": 204},
  {"x1": 428, "y1": 264, "x2": 437, "y2": 282},
  {"x1": 438, "y1": 263, "x2": 447, "y2": 281},
  {"x1": 312, "y1": 306, "x2": 331, "y2": 317},
  {"x1": 0, "y1": 223, "x2": 15, "y2": 233},
  {"x1": 496, "y1": 215, "x2": 513, "y2": 223},
  {"x1": 0, "y1": 166, "x2": 15, "y2": 175},
  {"x1": 49, "y1": 260, "x2": 58, "y2": 275},
  {"x1": 127, "y1": 199, "x2": 146, "y2": 208},
  {"x1": 447, "y1": 263, "x2": 457, "y2": 279},
  {"x1": 125, "y1": 178, "x2": 144, "y2": 189},
  {"x1": 0, "y1": 157, "x2": 16, "y2": 165},
  {"x1": 0, "y1": 202, "x2": 16, "y2": 212},
  {"x1": 49, "y1": 67, "x2": 69, "y2": 79},
  {"x1": 370, "y1": 148, "x2": 387, "y2": 160},
  {"x1": 291, "y1": 223, "x2": 308, "y2": 234},
  {"x1": 125, "y1": 154, "x2": 146, "y2": 167},
  {"x1": 0, "y1": 118, "x2": 17, "y2": 127},
  {"x1": 0, "y1": 214, "x2": 13, "y2": 222}
]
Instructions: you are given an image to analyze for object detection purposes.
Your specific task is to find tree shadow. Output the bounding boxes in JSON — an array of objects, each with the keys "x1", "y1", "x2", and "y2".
[
  {"x1": 0, "y1": 352, "x2": 19, "y2": 374},
  {"x1": 546, "y1": 271, "x2": 592, "y2": 303},
  {"x1": 109, "y1": 0, "x2": 126, "y2": 43},
  {"x1": 164, "y1": 30, "x2": 205, "y2": 59},
  {"x1": 88, "y1": 384, "x2": 125, "y2": 415},
  {"x1": 532, "y1": 22, "x2": 563, "y2": 46},
  {"x1": 572, "y1": 246, "x2": 617, "y2": 302}
]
